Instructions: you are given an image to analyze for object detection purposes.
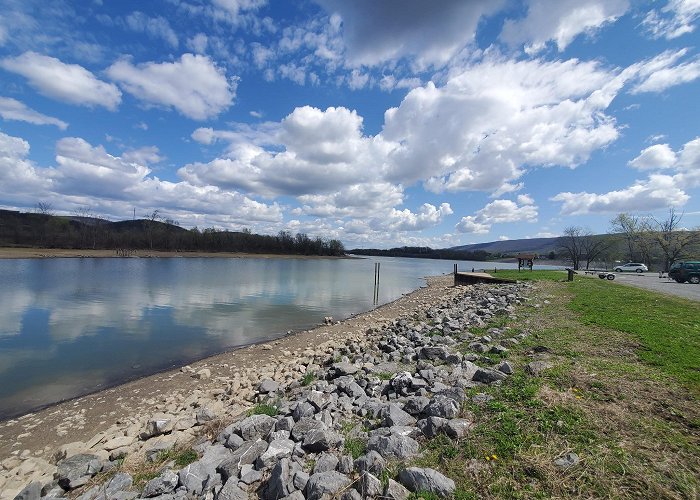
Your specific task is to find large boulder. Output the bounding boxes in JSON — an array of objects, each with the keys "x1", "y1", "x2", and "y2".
[
  {"x1": 367, "y1": 434, "x2": 419, "y2": 460},
  {"x1": 56, "y1": 454, "x2": 103, "y2": 490},
  {"x1": 305, "y1": 471, "x2": 351, "y2": 500},
  {"x1": 398, "y1": 467, "x2": 456, "y2": 497}
]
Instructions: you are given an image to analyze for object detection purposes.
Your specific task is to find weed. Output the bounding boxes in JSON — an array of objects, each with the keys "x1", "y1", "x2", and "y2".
[
  {"x1": 248, "y1": 403, "x2": 278, "y2": 417},
  {"x1": 301, "y1": 371, "x2": 316, "y2": 386},
  {"x1": 343, "y1": 437, "x2": 367, "y2": 459},
  {"x1": 377, "y1": 372, "x2": 394, "y2": 381}
]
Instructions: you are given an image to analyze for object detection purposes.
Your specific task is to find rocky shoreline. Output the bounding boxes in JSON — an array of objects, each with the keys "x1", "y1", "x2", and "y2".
[{"x1": 2, "y1": 276, "x2": 540, "y2": 499}]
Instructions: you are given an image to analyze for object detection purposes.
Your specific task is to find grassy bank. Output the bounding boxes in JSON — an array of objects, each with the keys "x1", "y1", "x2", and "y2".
[{"x1": 415, "y1": 271, "x2": 699, "y2": 499}]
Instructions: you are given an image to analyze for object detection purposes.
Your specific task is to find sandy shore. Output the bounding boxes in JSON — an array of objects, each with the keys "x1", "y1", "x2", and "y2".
[
  {"x1": 0, "y1": 247, "x2": 354, "y2": 259},
  {"x1": 0, "y1": 275, "x2": 458, "y2": 490}
]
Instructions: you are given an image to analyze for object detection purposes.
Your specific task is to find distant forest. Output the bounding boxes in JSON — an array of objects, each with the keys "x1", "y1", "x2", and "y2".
[
  {"x1": 350, "y1": 246, "x2": 492, "y2": 261},
  {"x1": 0, "y1": 209, "x2": 345, "y2": 256}
]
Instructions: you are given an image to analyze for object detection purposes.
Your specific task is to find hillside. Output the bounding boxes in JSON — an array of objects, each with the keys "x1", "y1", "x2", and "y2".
[
  {"x1": 0, "y1": 209, "x2": 344, "y2": 256},
  {"x1": 450, "y1": 236, "x2": 561, "y2": 256}
]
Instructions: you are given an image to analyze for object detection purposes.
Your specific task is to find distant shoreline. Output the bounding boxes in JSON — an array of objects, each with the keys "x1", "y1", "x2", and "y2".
[{"x1": 0, "y1": 247, "x2": 356, "y2": 260}]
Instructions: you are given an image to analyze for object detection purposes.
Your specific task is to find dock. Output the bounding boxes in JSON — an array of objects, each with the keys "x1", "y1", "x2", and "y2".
[{"x1": 454, "y1": 271, "x2": 516, "y2": 285}]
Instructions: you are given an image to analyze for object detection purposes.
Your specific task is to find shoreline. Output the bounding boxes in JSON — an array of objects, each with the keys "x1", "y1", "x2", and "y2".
[
  {"x1": 0, "y1": 276, "x2": 455, "y2": 474},
  {"x1": 0, "y1": 247, "x2": 356, "y2": 260}
]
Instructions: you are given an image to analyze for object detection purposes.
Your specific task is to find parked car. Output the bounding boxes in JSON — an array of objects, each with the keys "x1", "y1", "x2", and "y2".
[
  {"x1": 614, "y1": 262, "x2": 648, "y2": 273},
  {"x1": 668, "y1": 261, "x2": 700, "y2": 284}
]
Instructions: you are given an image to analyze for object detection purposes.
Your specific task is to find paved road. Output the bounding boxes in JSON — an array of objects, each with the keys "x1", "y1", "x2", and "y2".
[{"x1": 588, "y1": 271, "x2": 700, "y2": 301}]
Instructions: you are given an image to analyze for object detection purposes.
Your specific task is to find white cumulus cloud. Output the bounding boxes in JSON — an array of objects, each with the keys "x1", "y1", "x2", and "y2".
[
  {"x1": 0, "y1": 96, "x2": 68, "y2": 129},
  {"x1": 107, "y1": 54, "x2": 236, "y2": 120},
  {"x1": 501, "y1": 0, "x2": 629, "y2": 53},
  {"x1": 0, "y1": 52, "x2": 121, "y2": 110},
  {"x1": 456, "y1": 197, "x2": 538, "y2": 234}
]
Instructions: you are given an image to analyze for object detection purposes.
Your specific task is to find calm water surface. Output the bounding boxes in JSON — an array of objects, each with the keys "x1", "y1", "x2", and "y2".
[{"x1": 0, "y1": 256, "x2": 544, "y2": 418}]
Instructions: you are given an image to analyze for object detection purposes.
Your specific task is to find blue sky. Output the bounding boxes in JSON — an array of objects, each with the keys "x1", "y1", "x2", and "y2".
[{"x1": 0, "y1": 0, "x2": 699, "y2": 249}]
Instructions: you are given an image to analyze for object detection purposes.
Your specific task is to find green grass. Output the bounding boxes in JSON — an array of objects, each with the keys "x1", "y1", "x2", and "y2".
[
  {"x1": 566, "y1": 278, "x2": 700, "y2": 393},
  {"x1": 343, "y1": 437, "x2": 368, "y2": 459},
  {"x1": 248, "y1": 403, "x2": 278, "y2": 416},
  {"x1": 301, "y1": 371, "x2": 316, "y2": 386},
  {"x1": 488, "y1": 269, "x2": 570, "y2": 281},
  {"x1": 411, "y1": 276, "x2": 699, "y2": 499}
]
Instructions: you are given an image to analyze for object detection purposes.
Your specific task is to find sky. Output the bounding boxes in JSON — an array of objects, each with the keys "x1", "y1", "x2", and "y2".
[{"x1": 0, "y1": 0, "x2": 699, "y2": 249}]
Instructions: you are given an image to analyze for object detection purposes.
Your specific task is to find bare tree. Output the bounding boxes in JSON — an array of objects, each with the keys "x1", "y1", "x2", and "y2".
[
  {"x1": 557, "y1": 226, "x2": 585, "y2": 270},
  {"x1": 609, "y1": 213, "x2": 654, "y2": 264},
  {"x1": 144, "y1": 210, "x2": 161, "y2": 250},
  {"x1": 35, "y1": 201, "x2": 54, "y2": 216},
  {"x1": 580, "y1": 233, "x2": 613, "y2": 270},
  {"x1": 652, "y1": 208, "x2": 700, "y2": 271}
]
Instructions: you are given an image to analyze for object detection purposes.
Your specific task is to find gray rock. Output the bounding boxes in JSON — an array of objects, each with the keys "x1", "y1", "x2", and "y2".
[
  {"x1": 227, "y1": 433, "x2": 251, "y2": 451},
  {"x1": 293, "y1": 471, "x2": 309, "y2": 491},
  {"x1": 554, "y1": 452, "x2": 579, "y2": 470},
  {"x1": 424, "y1": 397, "x2": 459, "y2": 419},
  {"x1": 292, "y1": 401, "x2": 316, "y2": 421},
  {"x1": 340, "y1": 490, "x2": 362, "y2": 500},
  {"x1": 143, "y1": 470, "x2": 179, "y2": 497},
  {"x1": 218, "y1": 439, "x2": 268, "y2": 481},
  {"x1": 389, "y1": 372, "x2": 413, "y2": 394},
  {"x1": 259, "y1": 378, "x2": 280, "y2": 394},
  {"x1": 306, "y1": 390, "x2": 332, "y2": 411},
  {"x1": 496, "y1": 361, "x2": 514, "y2": 375},
  {"x1": 445, "y1": 418, "x2": 473, "y2": 439},
  {"x1": 468, "y1": 342, "x2": 488, "y2": 353},
  {"x1": 383, "y1": 479, "x2": 411, "y2": 500},
  {"x1": 367, "y1": 434, "x2": 419, "y2": 459},
  {"x1": 398, "y1": 467, "x2": 456, "y2": 497},
  {"x1": 337, "y1": 454, "x2": 354, "y2": 474},
  {"x1": 13, "y1": 481, "x2": 41, "y2": 500},
  {"x1": 56, "y1": 454, "x2": 103, "y2": 490},
  {"x1": 305, "y1": 471, "x2": 351, "y2": 500},
  {"x1": 417, "y1": 417, "x2": 447, "y2": 438},
  {"x1": 237, "y1": 414, "x2": 276, "y2": 441},
  {"x1": 312, "y1": 452, "x2": 339, "y2": 474},
  {"x1": 354, "y1": 450, "x2": 386, "y2": 475},
  {"x1": 303, "y1": 429, "x2": 343, "y2": 452},
  {"x1": 525, "y1": 360, "x2": 552, "y2": 376},
  {"x1": 419, "y1": 346, "x2": 451, "y2": 361},
  {"x1": 389, "y1": 425, "x2": 421, "y2": 439},
  {"x1": 178, "y1": 445, "x2": 230, "y2": 496},
  {"x1": 461, "y1": 361, "x2": 479, "y2": 380},
  {"x1": 281, "y1": 492, "x2": 305, "y2": 500},
  {"x1": 265, "y1": 458, "x2": 294, "y2": 499},
  {"x1": 141, "y1": 418, "x2": 173, "y2": 440},
  {"x1": 269, "y1": 429, "x2": 291, "y2": 441},
  {"x1": 290, "y1": 417, "x2": 325, "y2": 441},
  {"x1": 473, "y1": 368, "x2": 507, "y2": 383},
  {"x1": 196, "y1": 407, "x2": 216, "y2": 425},
  {"x1": 381, "y1": 403, "x2": 417, "y2": 427},
  {"x1": 357, "y1": 472, "x2": 382, "y2": 498},
  {"x1": 332, "y1": 362, "x2": 359, "y2": 376},
  {"x1": 255, "y1": 438, "x2": 295, "y2": 469},
  {"x1": 240, "y1": 468, "x2": 263, "y2": 485},
  {"x1": 217, "y1": 480, "x2": 248, "y2": 500},
  {"x1": 275, "y1": 416, "x2": 295, "y2": 432},
  {"x1": 402, "y1": 396, "x2": 430, "y2": 415}
]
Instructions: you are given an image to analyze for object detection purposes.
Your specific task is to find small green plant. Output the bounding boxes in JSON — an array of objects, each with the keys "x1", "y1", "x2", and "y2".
[
  {"x1": 343, "y1": 437, "x2": 367, "y2": 459},
  {"x1": 301, "y1": 371, "x2": 316, "y2": 386},
  {"x1": 377, "y1": 372, "x2": 394, "y2": 381},
  {"x1": 248, "y1": 403, "x2": 278, "y2": 416},
  {"x1": 173, "y1": 448, "x2": 198, "y2": 468}
]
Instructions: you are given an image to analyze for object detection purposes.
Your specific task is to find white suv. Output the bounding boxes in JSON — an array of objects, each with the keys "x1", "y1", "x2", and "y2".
[{"x1": 614, "y1": 262, "x2": 648, "y2": 273}]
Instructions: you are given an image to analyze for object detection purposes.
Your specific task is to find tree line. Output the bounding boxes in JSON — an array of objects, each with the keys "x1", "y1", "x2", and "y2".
[
  {"x1": 557, "y1": 208, "x2": 700, "y2": 271},
  {"x1": 0, "y1": 207, "x2": 345, "y2": 256},
  {"x1": 350, "y1": 246, "x2": 492, "y2": 261}
]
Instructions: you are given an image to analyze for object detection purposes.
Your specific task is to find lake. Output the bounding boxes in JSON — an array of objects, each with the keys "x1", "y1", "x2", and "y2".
[{"x1": 0, "y1": 256, "x2": 550, "y2": 419}]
